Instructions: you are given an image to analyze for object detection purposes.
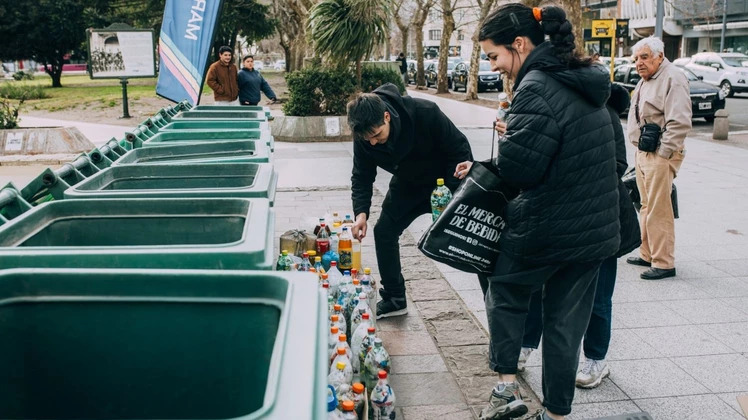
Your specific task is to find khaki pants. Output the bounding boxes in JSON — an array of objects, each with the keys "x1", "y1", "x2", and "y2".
[{"x1": 635, "y1": 149, "x2": 685, "y2": 269}]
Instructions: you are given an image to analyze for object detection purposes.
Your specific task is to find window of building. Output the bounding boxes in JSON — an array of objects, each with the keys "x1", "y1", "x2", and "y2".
[
  {"x1": 457, "y1": 30, "x2": 464, "y2": 41},
  {"x1": 429, "y1": 30, "x2": 442, "y2": 41}
]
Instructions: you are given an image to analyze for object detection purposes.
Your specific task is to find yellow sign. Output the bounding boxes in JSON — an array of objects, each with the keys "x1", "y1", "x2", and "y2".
[{"x1": 592, "y1": 19, "x2": 616, "y2": 39}]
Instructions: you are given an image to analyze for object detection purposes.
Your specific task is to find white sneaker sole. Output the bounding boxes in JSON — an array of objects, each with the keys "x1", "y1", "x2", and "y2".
[
  {"x1": 376, "y1": 307, "x2": 408, "y2": 319},
  {"x1": 576, "y1": 365, "x2": 610, "y2": 389}
]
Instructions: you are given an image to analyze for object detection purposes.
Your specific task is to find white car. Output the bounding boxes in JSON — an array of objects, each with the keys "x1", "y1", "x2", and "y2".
[
  {"x1": 274, "y1": 60, "x2": 286, "y2": 71},
  {"x1": 686, "y1": 52, "x2": 748, "y2": 97}
]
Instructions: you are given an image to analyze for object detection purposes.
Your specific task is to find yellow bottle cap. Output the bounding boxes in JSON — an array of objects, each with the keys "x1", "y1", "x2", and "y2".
[
  {"x1": 364, "y1": 268, "x2": 371, "y2": 274},
  {"x1": 336, "y1": 361, "x2": 346, "y2": 370},
  {"x1": 436, "y1": 178, "x2": 444, "y2": 186}
]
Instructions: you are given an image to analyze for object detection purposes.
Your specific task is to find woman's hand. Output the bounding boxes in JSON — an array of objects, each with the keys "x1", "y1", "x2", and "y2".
[
  {"x1": 454, "y1": 161, "x2": 473, "y2": 180},
  {"x1": 494, "y1": 119, "x2": 507, "y2": 135}
]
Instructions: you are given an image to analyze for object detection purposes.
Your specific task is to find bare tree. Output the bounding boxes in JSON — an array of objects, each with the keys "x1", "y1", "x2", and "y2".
[
  {"x1": 393, "y1": 0, "x2": 415, "y2": 58},
  {"x1": 413, "y1": 0, "x2": 437, "y2": 88},
  {"x1": 464, "y1": 0, "x2": 498, "y2": 100},
  {"x1": 667, "y1": 0, "x2": 722, "y2": 52},
  {"x1": 271, "y1": 0, "x2": 318, "y2": 72}
]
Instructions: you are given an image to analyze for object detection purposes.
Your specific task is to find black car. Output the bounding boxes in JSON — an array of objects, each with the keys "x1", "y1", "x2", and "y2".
[
  {"x1": 424, "y1": 58, "x2": 459, "y2": 89},
  {"x1": 613, "y1": 63, "x2": 726, "y2": 122},
  {"x1": 406, "y1": 60, "x2": 417, "y2": 84},
  {"x1": 452, "y1": 60, "x2": 502, "y2": 92}
]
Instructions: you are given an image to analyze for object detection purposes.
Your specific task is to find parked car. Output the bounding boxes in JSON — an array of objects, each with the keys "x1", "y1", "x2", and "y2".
[
  {"x1": 424, "y1": 58, "x2": 460, "y2": 89},
  {"x1": 613, "y1": 63, "x2": 726, "y2": 122},
  {"x1": 406, "y1": 60, "x2": 417, "y2": 84},
  {"x1": 685, "y1": 52, "x2": 748, "y2": 97},
  {"x1": 274, "y1": 60, "x2": 286, "y2": 71},
  {"x1": 451, "y1": 60, "x2": 502, "y2": 92},
  {"x1": 672, "y1": 57, "x2": 691, "y2": 68},
  {"x1": 599, "y1": 57, "x2": 632, "y2": 68}
]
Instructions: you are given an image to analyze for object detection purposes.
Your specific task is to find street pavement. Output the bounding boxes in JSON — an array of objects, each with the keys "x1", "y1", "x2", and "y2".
[{"x1": 2, "y1": 90, "x2": 748, "y2": 419}]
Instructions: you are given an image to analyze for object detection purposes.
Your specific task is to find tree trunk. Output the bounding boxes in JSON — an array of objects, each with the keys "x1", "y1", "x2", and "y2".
[
  {"x1": 400, "y1": 28, "x2": 409, "y2": 57},
  {"x1": 43, "y1": 59, "x2": 63, "y2": 88},
  {"x1": 356, "y1": 59, "x2": 363, "y2": 87},
  {"x1": 413, "y1": 1, "x2": 433, "y2": 89},
  {"x1": 465, "y1": 0, "x2": 497, "y2": 100},
  {"x1": 437, "y1": 0, "x2": 456, "y2": 93}
]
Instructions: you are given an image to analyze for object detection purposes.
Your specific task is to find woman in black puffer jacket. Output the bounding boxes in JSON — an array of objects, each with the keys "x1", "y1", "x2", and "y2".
[{"x1": 454, "y1": 4, "x2": 620, "y2": 420}]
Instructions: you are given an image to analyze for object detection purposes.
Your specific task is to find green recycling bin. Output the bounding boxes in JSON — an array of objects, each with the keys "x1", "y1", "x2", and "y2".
[
  {"x1": 64, "y1": 163, "x2": 277, "y2": 204},
  {"x1": 0, "y1": 198, "x2": 274, "y2": 270},
  {"x1": 0, "y1": 268, "x2": 327, "y2": 420},
  {"x1": 192, "y1": 104, "x2": 273, "y2": 120},
  {"x1": 174, "y1": 110, "x2": 265, "y2": 120},
  {"x1": 138, "y1": 130, "x2": 274, "y2": 152},
  {"x1": 159, "y1": 119, "x2": 269, "y2": 132},
  {"x1": 112, "y1": 140, "x2": 271, "y2": 165}
]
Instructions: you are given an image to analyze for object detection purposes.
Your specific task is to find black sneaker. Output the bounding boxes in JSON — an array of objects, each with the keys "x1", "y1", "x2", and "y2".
[
  {"x1": 376, "y1": 297, "x2": 408, "y2": 319},
  {"x1": 479, "y1": 382, "x2": 528, "y2": 420}
]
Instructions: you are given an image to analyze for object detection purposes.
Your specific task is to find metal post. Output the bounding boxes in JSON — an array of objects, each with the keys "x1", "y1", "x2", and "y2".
[
  {"x1": 720, "y1": 0, "x2": 728, "y2": 52},
  {"x1": 654, "y1": 0, "x2": 665, "y2": 39},
  {"x1": 120, "y1": 78, "x2": 131, "y2": 119}
]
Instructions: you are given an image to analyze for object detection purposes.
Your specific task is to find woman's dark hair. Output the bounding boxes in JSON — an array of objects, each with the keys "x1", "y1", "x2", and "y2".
[{"x1": 479, "y1": 3, "x2": 590, "y2": 68}]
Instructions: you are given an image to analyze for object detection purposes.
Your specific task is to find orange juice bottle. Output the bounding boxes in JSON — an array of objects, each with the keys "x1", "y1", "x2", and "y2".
[
  {"x1": 339, "y1": 227, "x2": 353, "y2": 270},
  {"x1": 352, "y1": 239, "x2": 361, "y2": 272}
]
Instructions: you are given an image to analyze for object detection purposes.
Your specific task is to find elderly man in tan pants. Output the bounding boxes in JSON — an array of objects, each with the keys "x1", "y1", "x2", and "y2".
[{"x1": 626, "y1": 36, "x2": 692, "y2": 280}]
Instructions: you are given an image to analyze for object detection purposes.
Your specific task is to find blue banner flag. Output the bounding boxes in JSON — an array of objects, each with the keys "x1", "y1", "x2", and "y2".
[{"x1": 156, "y1": 0, "x2": 224, "y2": 104}]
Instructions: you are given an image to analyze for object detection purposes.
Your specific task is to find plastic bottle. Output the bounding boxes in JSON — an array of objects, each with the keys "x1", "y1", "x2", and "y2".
[
  {"x1": 350, "y1": 268, "x2": 358, "y2": 281},
  {"x1": 331, "y1": 346, "x2": 353, "y2": 375},
  {"x1": 328, "y1": 361, "x2": 353, "y2": 394},
  {"x1": 327, "y1": 261, "x2": 343, "y2": 298},
  {"x1": 358, "y1": 327, "x2": 376, "y2": 387},
  {"x1": 330, "y1": 232, "x2": 340, "y2": 254},
  {"x1": 298, "y1": 252, "x2": 313, "y2": 272},
  {"x1": 308, "y1": 250, "x2": 317, "y2": 261},
  {"x1": 317, "y1": 223, "x2": 331, "y2": 255},
  {"x1": 430, "y1": 178, "x2": 452, "y2": 222},
  {"x1": 363, "y1": 338, "x2": 391, "y2": 391},
  {"x1": 370, "y1": 370, "x2": 396, "y2": 420},
  {"x1": 329, "y1": 325, "x2": 341, "y2": 360},
  {"x1": 315, "y1": 256, "x2": 326, "y2": 277},
  {"x1": 497, "y1": 92, "x2": 511, "y2": 122},
  {"x1": 333, "y1": 212, "x2": 343, "y2": 227},
  {"x1": 276, "y1": 249, "x2": 292, "y2": 271},
  {"x1": 351, "y1": 293, "x2": 374, "y2": 337},
  {"x1": 336, "y1": 384, "x2": 354, "y2": 410},
  {"x1": 352, "y1": 240, "x2": 362, "y2": 272},
  {"x1": 335, "y1": 334, "x2": 353, "y2": 362},
  {"x1": 341, "y1": 400, "x2": 359, "y2": 420},
  {"x1": 332, "y1": 305, "x2": 347, "y2": 337},
  {"x1": 351, "y1": 382, "x2": 366, "y2": 418},
  {"x1": 343, "y1": 214, "x2": 355, "y2": 225},
  {"x1": 350, "y1": 312, "x2": 372, "y2": 379},
  {"x1": 331, "y1": 315, "x2": 344, "y2": 340},
  {"x1": 315, "y1": 218, "x2": 332, "y2": 236},
  {"x1": 327, "y1": 385, "x2": 345, "y2": 420},
  {"x1": 339, "y1": 227, "x2": 353, "y2": 270},
  {"x1": 361, "y1": 268, "x2": 377, "y2": 321}
]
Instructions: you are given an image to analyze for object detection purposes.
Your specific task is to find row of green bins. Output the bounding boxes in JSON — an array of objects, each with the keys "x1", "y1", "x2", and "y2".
[
  {"x1": 0, "y1": 268, "x2": 327, "y2": 419},
  {"x1": 192, "y1": 104, "x2": 274, "y2": 120},
  {"x1": 64, "y1": 162, "x2": 277, "y2": 205},
  {"x1": 112, "y1": 140, "x2": 271, "y2": 165},
  {"x1": 132, "y1": 120, "x2": 274, "y2": 152},
  {"x1": 132, "y1": 129, "x2": 272, "y2": 151},
  {"x1": 0, "y1": 198, "x2": 274, "y2": 269},
  {"x1": 175, "y1": 109, "x2": 264, "y2": 120}
]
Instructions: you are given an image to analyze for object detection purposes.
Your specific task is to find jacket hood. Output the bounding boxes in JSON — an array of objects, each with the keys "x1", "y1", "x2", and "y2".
[
  {"x1": 515, "y1": 42, "x2": 610, "y2": 108},
  {"x1": 608, "y1": 83, "x2": 630, "y2": 114},
  {"x1": 372, "y1": 83, "x2": 414, "y2": 161}
]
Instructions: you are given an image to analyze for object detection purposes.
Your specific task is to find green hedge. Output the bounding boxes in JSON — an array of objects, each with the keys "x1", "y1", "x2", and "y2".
[
  {"x1": 0, "y1": 83, "x2": 49, "y2": 100},
  {"x1": 360, "y1": 66, "x2": 405, "y2": 94},
  {"x1": 283, "y1": 67, "x2": 356, "y2": 116},
  {"x1": 0, "y1": 99, "x2": 22, "y2": 129}
]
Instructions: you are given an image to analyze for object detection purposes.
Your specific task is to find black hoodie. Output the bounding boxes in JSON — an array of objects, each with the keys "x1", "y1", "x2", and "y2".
[
  {"x1": 495, "y1": 42, "x2": 621, "y2": 266},
  {"x1": 351, "y1": 83, "x2": 473, "y2": 219}
]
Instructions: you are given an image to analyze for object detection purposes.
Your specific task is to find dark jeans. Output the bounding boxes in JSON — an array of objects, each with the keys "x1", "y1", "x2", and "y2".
[
  {"x1": 522, "y1": 256, "x2": 618, "y2": 360},
  {"x1": 485, "y1": 253, "x2": 601, "y2": 416},
  {"x1": 241, "y1": 101, "x2": 259, "y2": 106},
  {"x1": 373, "y1": 185, "x2": 431, "y2": 300}
]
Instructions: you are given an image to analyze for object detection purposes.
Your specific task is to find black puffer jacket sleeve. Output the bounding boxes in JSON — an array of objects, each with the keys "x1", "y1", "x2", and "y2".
[
  {"x1": 351, "y1": 139, "x2": 377, "y2": 219},
  {"x1": 497, "y1": 83, "x2": 562, "y2": 189}
]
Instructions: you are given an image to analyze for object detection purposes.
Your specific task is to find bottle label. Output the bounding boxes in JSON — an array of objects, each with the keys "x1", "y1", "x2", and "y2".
[{"x1": 339, "y1": 251, "x2": 352, "y2": 269}]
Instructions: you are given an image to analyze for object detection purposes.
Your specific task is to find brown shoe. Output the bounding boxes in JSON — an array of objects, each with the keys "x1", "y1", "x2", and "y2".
[
  {"x1": 641, "y1": 267, "x2": 676, "y2": 280},
  {"x1": 626, "y1": 256, "x2": 651, "y2": 267}
]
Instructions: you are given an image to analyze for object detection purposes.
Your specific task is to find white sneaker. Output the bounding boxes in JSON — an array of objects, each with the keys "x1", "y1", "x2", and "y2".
[
  {"x1": 575, "y1": 358, "x2": 610, "y2": 388},
  {"x1": 517, "y1": 347, "x2": 533, "y2": 373}
]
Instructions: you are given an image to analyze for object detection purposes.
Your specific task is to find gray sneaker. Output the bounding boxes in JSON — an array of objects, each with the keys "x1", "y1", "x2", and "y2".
[
  {"x1": 479, "y1": 382, "x2": 528, "y2": 420},
  {"x1": 575, "y1": 358, "x2": 610, "y2": 389}
]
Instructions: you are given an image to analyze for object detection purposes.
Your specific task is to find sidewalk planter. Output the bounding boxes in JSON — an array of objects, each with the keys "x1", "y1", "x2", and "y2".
[
  {"x1": 112, "y1": 140, "x2": 271, "y2": 166},
  {"x1": 0, "y1": 268, "x2": 327, "y2": 420},
  {"x1": 0, "y1": 198, "x2": 274, "y2": 270},
  {"x1": 192, "y1": 104, "x2": 273, "y2": 120},
  {"x1": 64, "y1": 163, "x2": 277, "y2": 205}
]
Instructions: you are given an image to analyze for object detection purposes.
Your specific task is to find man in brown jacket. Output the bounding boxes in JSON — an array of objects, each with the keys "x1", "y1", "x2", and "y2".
[
  {"x1": 626, "y1": 36, "x2": 692, "y2": 280},
  {"x1": 206, "y1": 46, "x2": 239, "y2": 105}
]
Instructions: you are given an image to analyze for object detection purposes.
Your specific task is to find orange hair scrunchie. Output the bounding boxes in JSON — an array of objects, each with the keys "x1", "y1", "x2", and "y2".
[{"x1": 533, "y1": 7, "x2": 542, "y2": 22}]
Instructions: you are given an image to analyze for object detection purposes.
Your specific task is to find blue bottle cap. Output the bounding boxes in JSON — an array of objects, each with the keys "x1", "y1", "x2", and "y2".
[
  {"x1": 344, "y1": 270, "x2": 351, "y2": 275},
  {"x1": 327, "y1": 384, "x2": 338, "y2": 412}
]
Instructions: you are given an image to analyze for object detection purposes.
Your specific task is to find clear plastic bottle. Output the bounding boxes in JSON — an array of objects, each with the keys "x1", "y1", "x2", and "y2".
[
  {"x1": 331, "y1": 346, "x2": 353, "y2": 378},
  {"x1": 331, "y1": 315, "x2": 344, "y2": 340},
  {"x1": 363, "y1": 338, "x2": 391, "y2": 391},
  {"x1": 351, "y1": 293, "x2": 373, "y2": 337},
  {"x1": 327, "y1": 384, "x2": 345, "y2": 420},
  {"x1": 333, "y1": 212, "x2": 343, "y2": 227},
  {"x1": 315, "y1": 256, "x2": 326, "y2": 277},
  {"x1": 360, "y1": 268, "x2": 377, "y2": 321},
  {"x1": 340, "y1": 400, "x2": 359, "y2": 420},
  {"x1": 330, "y1": 231, "x2": 340, "y2": 254},
  {"x1": 370, "y1": 370, "x2": 396, "y2": 420},
  {"x1": 358, "y1": 327, "x2": 376, "y2": 387},
  {"x1": 329, "y1": 325, "x2": 341, "y2": 360},
  {"x1": 334, "y1": 334, "x2": 353, "y2": 362},
  {"x1": 328, "y1": 361, "x2": 353, "y2": 394},
  {"x1": 327, "y1": 261, "x2": 343, "y2": 298},
  {"x1": 339, "y1": 227, "x2": 353, "y2": 271},
  {"x1": 332, "y1": 303, "x2": 347, "y2": 337},
  {"x1": 352, "y1": 240, "x2": 362, "y2": 272},
  {"x1": 276, "y1": 249, "x2": 293, "y2": 271},
  {"x1": 315, "y1": 218, "x2": 332, "y2": 236},
  {"x1": 350, "y1": 312, "x2": 372, "y2": 380},
  {"x1": 351, "y1": 382, "x2": 366, "y2": 418},
  {"x1": 317, "y1": 223, "x2": 331, "y2": 255},
  {"x1": 336, "y1": 383, "x2": 354, "y2": 409},
  {"x1": 430, "y1": 178, "x2": 452, "y2": 222},
  {"x1": 298, "y1": 252, "x2": 313, "y2": 272},
  {"x1": 350, "y1": 268, "x2": 358, "y2": 281},
  {"x1": 337, "y1": 287, "x2": 353, "y2": 334},
  {"x1": 343, "y1": 214, "x2": 355, "y2": 225},
  {"x1": 497, "y1": 92, "x2": 511, "y2": 122}
]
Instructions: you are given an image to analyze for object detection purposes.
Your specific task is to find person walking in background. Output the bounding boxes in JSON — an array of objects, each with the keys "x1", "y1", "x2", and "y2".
[
  {"x1": 516, "y1": 82, "x2": 641, "y2": 391},
  {"x1": 206, "y1": 46, "x2": 239, "y2": 105},
  {"x1": 238, "y1": 55, "x2": 277, "y2": 106},
  {"x1": 346, "y1": 83, "x2": 473, "y2": 320},
  {"x1": 454, "y1": 4, "x2": 620, "y2": 419},
  {"x1": 625, "y1": 36, "x2": 691, "y2": 280},
  {"x1": 396, "y1": 52, "x2": 408, "y2": 86}
]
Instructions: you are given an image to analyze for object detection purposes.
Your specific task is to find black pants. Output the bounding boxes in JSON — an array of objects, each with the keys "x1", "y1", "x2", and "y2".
[
  {"x1": 373, "y1": 184, "x2": 431, "y2": 300},
  {"x1": 241, "y1": 101, "x2": 259, "y2": 106},
  {"x1": 485, "y1": 253, "x2": 602, "y2": 416}
]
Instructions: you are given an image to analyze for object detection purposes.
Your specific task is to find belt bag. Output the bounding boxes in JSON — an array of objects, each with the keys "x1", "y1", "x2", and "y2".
[{"x1": 638, "y1": 122, "x2": 662, "y2": 152}]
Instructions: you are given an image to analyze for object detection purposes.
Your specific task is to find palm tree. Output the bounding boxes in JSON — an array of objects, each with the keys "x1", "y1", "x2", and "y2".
[{"x1": 307, "y1": 0, "x2": 390, "y2": 86}]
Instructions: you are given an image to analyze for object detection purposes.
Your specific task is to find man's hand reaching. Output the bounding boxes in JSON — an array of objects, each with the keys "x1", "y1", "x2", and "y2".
[{"x1": 352, "y1": 213, "x2": 368, "y2": 241}]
